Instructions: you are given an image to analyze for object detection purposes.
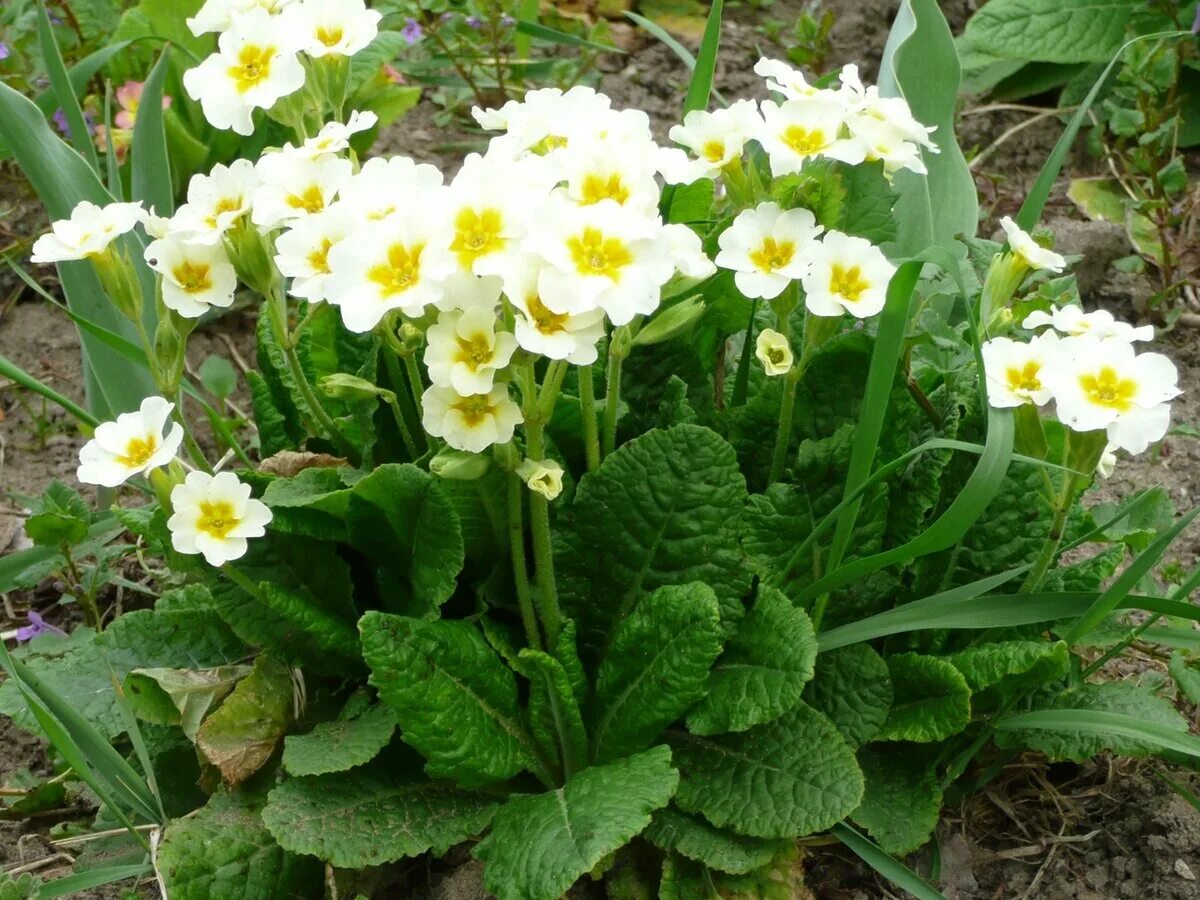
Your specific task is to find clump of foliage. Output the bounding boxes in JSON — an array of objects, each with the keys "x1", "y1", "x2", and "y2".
[{"x1": 0, "y1": 1, "x2": 1197, "y2": 899}]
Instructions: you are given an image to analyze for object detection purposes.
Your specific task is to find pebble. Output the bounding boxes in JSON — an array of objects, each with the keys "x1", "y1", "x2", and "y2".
[{"x1": 1175, "y1": 858, "x2": 1196, "y2": 881}]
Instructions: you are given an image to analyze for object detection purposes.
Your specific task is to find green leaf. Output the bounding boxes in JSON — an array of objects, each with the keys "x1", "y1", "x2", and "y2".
[
  {"x1": 994, "y1": 681, "x2": 1188, "y2": 761},
  {"x1": 1090, "y1": 485, "x2": 1176, "y2": 551},
  {"x1": 946, "y1": 640, "x2": 1069, "y2": 707},
  {"x1": 360, "y1": 612, "x2": 543, "y2": 787},
  {"x1": 157, "y1": 789, "x2": 321, "y2": 899},
  {"x1": 25, "y1": 481, "x2": 90, "y2": 547},
  {"x1": 36, "y1": 0, "x2": 99, "y2": 172},
  {"x1": 804, "y1": 645, "x2": 893, "y2": 748},
  {"x1": 1170, "y1": 653, "x2": 1200, "y2": 705},
  {"x1": 514, "y1": 648, "x2": 588, "y2": 776},
  {"x1": 199, "y1": 355, "x2": 238, "y2": 399},
  {"x1": 593, "y1": 583, "x2": 724, "y2": 762},
  {"x1": 670, "y1": 703, "x2": 863, "y2": 839},
  {"x1": 852, "y1": 745, "x2": 942, "y2": 855},
  {"x1": 260, "y1": 466, "x2": 358, "y2": 539},
  {"x1": 837, "y1": 161, "x2": 899, "y2": 245},
  {"x1": 831, "y1": 823, "x2": 947, "y2": 900},
  {"x1": 644, "y1": 806, "x2": 788, "y2": 875},
  {"x1": 196, "y1": 655, "x2": 295, "y2": 787},
  {"x1": 964, "y1": 0, "x2": 1142, "y2": 64},
  {"x1": 124, "y1": 665, "x2": 251, "y2": 741},
  {"x1": 686, "y1": 587, "x2": 816, "y2": 735},
  {"x1": 282, "y1": 703, "x2": 398, "y2": 776},
  {"x1": 473, "y1": 745, "x2": 680, "y2": 900},
  {"x1": 660, "y1": 847, "x2": 808, "y2": 899},
  {"x1": 556, "y1": 424, "x2": 751, "y2": 659},
  {"x1": 878, "y1": 0, "x2": 977, "y2": 254},
  {"x1": 130, "y1": 47, "x2": 173, "y2": 216},
  {"x1": 262, "y1": 766, "x2": 497, "y2": 868},
  {"x1": 875, "y1": 653, "x2": 971, "y2": 743},
  {"x1": 347, "y1": 464, "x2": 465, "y2": 618}
]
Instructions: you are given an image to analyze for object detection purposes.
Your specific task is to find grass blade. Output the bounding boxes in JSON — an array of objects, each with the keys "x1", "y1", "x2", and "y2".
[
  {"x1": 102, "y1": 85, "x2": 124, "y2": 201},
  {"x1": 831, "y1": 822, "x2": 946, "y2": 900},
  {"x1": 0, "y1": 352, "x2": 99, "y2": 427},
  {"x1": 131, "y1": 47, "x2": 175, "y2": 217},
  {"x1": 623, "y1": 12, "x2": 728, "y2": 108},
  {"x1": 38, "y1": 864, "x2": 152, "y2": 899},
  {"x1": 681, "y1": 0, "x2": 724, "y2": 117},
  {"x1": 995, "y1": 711, "x2": 1200, "y2": 760},
  {"x1": 513, "y1": 20, "x2": 621, "y2": 54},
  {"x1": 36, "y1": 0, "x2": 100, "y2": 173}
]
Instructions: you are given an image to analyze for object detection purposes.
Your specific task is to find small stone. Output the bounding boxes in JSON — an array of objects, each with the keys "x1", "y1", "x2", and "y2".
[{"x1": 1175, "y1": 859, "x2": 1196, "y2": 881}]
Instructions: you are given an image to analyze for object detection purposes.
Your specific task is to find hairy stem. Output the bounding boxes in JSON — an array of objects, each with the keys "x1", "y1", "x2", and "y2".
[
  {"x1": 506, "y1": 468, "x2": 542, "y2": 651},
  {"x1": 578, "y1": 364, "x2": 601, "y2": 471}
]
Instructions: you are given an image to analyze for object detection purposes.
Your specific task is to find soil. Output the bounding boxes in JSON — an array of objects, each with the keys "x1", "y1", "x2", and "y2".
[{"x1": 2, "y1": 0, "x2": 1200, "y2": 897}]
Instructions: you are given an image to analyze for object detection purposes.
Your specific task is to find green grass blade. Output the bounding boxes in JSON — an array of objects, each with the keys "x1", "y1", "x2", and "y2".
[
  {"x1": 131, "y1": 47, "x2": 175, "y2": 217},
  {"x1": 110, "y1": 672, "x2": 166, "y2": 822},
  {"x1": 513, "y1": 20, "x2": 621, "y2": 54},
  {"x1": 1015, "y1": 31, "x2": 1189, "y2": 231},
  {"x1": 38, "y1": 864, "x2": 152, "y2": 899},
  {"x1": 624, "y1": 12, "x2": 729, "y2": 108},
  {"x1": 681, "y1": 0, "x2": 724, "y2": 117},
  {"x1": 102, "y1": 85, "x2": 124, "y2": 201},
  {"x1": 729, "y1": 298, "x2": 757, "y2": 408},
  {"x1": 36, "y1": 0, "x2": 100, "y2": 173},
  {"x1": 1062, "y1": 506, "x2": 1200, "y2": 645},
  {"x1": 514, "y1": 0, "x2": 538, "y2": 59},
  {"x1": 831, "y1": 822, "x2": 946, "y2": 900},
  {"x1": 0, "y1": 352, "x2": 99, "y2": 427},
  {"x1": 995, "y1": 711, "x2": 1200, "y2": 760}
]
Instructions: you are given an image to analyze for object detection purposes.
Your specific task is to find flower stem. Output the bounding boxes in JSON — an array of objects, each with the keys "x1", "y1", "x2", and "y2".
[
  {"x1": 173, "y1": 392, "x2": 213, "y2": 473},
  {"x1": 578, "y1": 364, "x2": 601, "y2": 471},
  {"x1": 507, "y1": 466, "x2": 542, "y2": 651},
  {"x1": 381, "y1": 352, "x2": 421, "y2": 459},
  {"x1": 602, "y1": 351, "x2": 623, "y2": 459},
  {"x1": 520, "y1": 362, "x2": 563, "y2": 648},
  {"x1": 403, "y1": 354, "x2": 426, "y2": 421}
]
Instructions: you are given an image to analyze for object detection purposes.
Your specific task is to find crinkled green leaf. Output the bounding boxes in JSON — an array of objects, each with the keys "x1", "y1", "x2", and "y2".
[
  {"x1": 687, "y1": 587, "x2": 816, "y2": 735},
  {"x1": 1091, "y1": 486, "x2": 1176, "y2": 552},
  {"x1": 946, "y1": 640, "x2": 1069, "y2": 708},
  {"x1": 473, "y1": 745, "x2": 679, "y2": 900},
  {"x1": 837, "y1": 161, "x2": 899, "y2": 245},
  {"x1": 196, "y1": 656, "x2": 295, "y2": 787},
  {"x1": 875, "y1": 653, "x2": 971, "y2": 743},
  {"x1": 360, "y1": 612, "x2": 541, "y2": 787},
  {"x1": 670, "y1": 703, "x2": 863, "y2": 839},
  {"x1": 515, "y1": 649, "x2": 588, "y2": 776},
  {"x1": 262, "y1": 765, "x2": 497, "y2": 868},
  {"x1": 964, "y1": 0, "x2": 1144, "y2": 64},
  {"x1": 260, "y1": 466, "x2": 359, "y2": 540},
  {"x1": 24, "y1": 481, "x2": 90, "y2": 547},
  {"x1": 282, "y1": 703, "x2": 398, "y2": 776},
  {"x1": 124, "y1": 665, "x2": 251, "y2": 741},
  {"x1": 851, "y1": 745, "x2": 942, "y2": 855},
  {"x1": 593, "y1": 583, "x2": 724, "y2": 762},
  {"x1": 994, "y1": 681, "x2": 1189, "y2": 761},
  {"x1": 660, "y1": 844, "x2": 807, "y2": 899},
  {"x1": 347, "y1": 464, "x2": 464, "y2": 618},
  {"x1": 805, "y1": 645, "x2": 893, "y2": 748},
  {"x1": 1170, "y1": 653, "x2": 1200, "y2": 705},
  {"x1": 645, "y1": 807, "x2": 788, "y2": 875},
  {"x1": 157, "y1": 789, "x2": 321, "y2": 899},
  {"x1": 557, "y1": 425, "x2": 750, "y2": 658}
]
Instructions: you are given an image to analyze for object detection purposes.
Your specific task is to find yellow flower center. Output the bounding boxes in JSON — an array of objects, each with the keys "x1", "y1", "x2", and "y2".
[
  {"x1": 701, "y1": 139, "x2": 726, "y2": 163},
  {"x1": 229, "y1": 45, "x2": 275, "y2": 94},
  {"x1": 196, "y1": 500, "x2": 239, "y2": 540},
  {"x1": 367, "y1": 243, "x2": 424, "y2": 297},
  {"x1": 829, "y1": 264, "x2": 870, "y2": 302},
  {"x1": 286, "y1": 185, "x2": 327, "y2": 214},
  {"x1": 173, "y1": 260, "x2": 213, "y2": 294},
  {"x1": 579, "y1": 173, "x2": 630, "y2": 206},
  {"x1": 1005, "y1": 361, "x2": 1043, "y2": 396},
  {"x1": 307, "y1": 238, "x2": 334, "y2": 274},
  {"x1": 526, "y1": 293, "x2": 569, "y2": 335},
  {"x1": 450, "y1": 208, "x2": 504, "y2": 268},
  {"x1": 531, "y1": 134, "x2": 568, "y2": 155},
  {"x1": 568, "y1": 227, "x2": 632, "y2": 280},
  {"x1": 116, "y1": 434, "x2": 158, "y2": 468},
  {"x1": 1079, "y1": 367, "x2": 1137, "y2": 411},
  {"x1": 453, "y1": 393, "x2": 495, "y2": 426},
  {"x1": 315, "y1": 25, "x2": 344, "y2": 46},
  {"x1": 782, "y1": 125, "x2": 827, "y2": 155},
  {"x1": 456, "y1": 333, "x2": 494, "y2": 369},
  {"x1": 749, "y1": 237, "x2": 796, "y2": 273},
  {"x1": 206, "y1": 197, "x2": 244, "y2": 229}
]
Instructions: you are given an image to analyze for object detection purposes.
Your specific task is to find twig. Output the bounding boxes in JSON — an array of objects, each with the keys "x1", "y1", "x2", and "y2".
[{"x1": 970, "y1": 108, "x2": 1079, "y2": 171}]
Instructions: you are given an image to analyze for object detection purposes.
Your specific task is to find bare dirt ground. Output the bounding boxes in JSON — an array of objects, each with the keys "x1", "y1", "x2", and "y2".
[{"x1": 2, "y1": 1, "x2": 1200, "y2": 897}]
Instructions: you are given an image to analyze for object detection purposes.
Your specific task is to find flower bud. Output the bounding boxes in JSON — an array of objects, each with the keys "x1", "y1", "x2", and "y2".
[
  {"x1": 755, "y1": 328, "x2": 793, "y2": 376},
  {"x1": 430, "y1": 447, "x2": 492, "y2": 481},
  {"x1": 92, "y1": 248, "x2": 144, "y2": 322},
  {"x1": 319, "y1": 373, "x2": 393, "y2": 403},
  {"x1": 517, "y1": 458, "x2": 564, "y2": 501},
  {"x1": 609, "y1": 324, "x2": 634, "y2": 362},
  {"x1": 633, "y1": 296, "x2": 706, "y2": 347},
  {"x1": 223, "y1": 219, "x2": 278, "y2": 297}
]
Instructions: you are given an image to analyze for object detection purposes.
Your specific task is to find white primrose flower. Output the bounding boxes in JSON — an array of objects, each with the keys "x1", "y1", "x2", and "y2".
[
  {"x1": 288, "y1": 0, "x2": 381, "y2": 58},
  {"x1": 842, "y1": 113, "x2": 930, "y2": 176},
  {"x1": 251, "y1": 151, "x2": 353, "y2": 230},
  {"x1": 801, "y1": 231, "x2": 895, "y2": 318},
  {"x1": 714, "y1": 202, "x2": 821, "y2": 300},
  {"x1": 473, "y1": 86, "x2": 613, "y2": 157},
  {"x1": 424, "y1": 307, "x2": 519, "y2": 395},
  {"x1": 1041, "y1": 337, "x2": 1181, "y2": 454},
  {"x1": 444, "y1": 154, "x2": 535, "y2": 278},
  {"x1": 981, "y1": 331, "x2": 1061, "y2": 408},
  {"x1": 338, "y1": 155, "x2": 444, "y2": 221},
  {"x1": 31, "y1": 201, "x2": 143, "y2": 263},
  {"x1": 755, "y1": 328, "x2": 794, "y2": 377},
  {"x1": 658, "y1": 99, "x2": 764, "y2": 184},
  {"x1": 560, "y1": 138, "x2": 661, "y2": 215},
  {"x1": 517, "y1": 458, "x2": 564, "y2": 501},
  {"x1": 274, "y1": 205, "x2": 352, "y2": 301},
  {"x1": 758, "y1": 94, "x2": 864, "y2": 176},
  {"x1": 187, "y1": 0, "x2": 295, "y2": 36},
  {"x1": 145, "y1": 237, "x2": 239, "y2": 319},
  {"x1": 1022, "y1": 304, "x2": 1154, "y2": 343},
  {"x1": 755, "y1": 57, "x2": 822, "y2": 100},
  {"x1": 525, "y1": 199, "x2": 675, "y2": 326},
  {"x1": 169, "y1": 160, "x2": 259, "y2": 244},
  {"x1": 294, "y1": 110, "x2": 378, "y2": 158},
  {"x1": 503, "y1": 259, "x2": 606, "y2": 365},
  {"x1": 168, "y1": 471, "x2": 273, "y2": 567},
  {"x1": 182, "y1": 8, "x2": 306, "y2": 136},
  {"x1": 138, "y1": 207, "x2": 173, "y2": 240},
  {"x1": 434, "y1": 273, "x2": 504, "y2": 313},
  {"x1": 839, "y1": 65, "x2": 937, "y2": 154},
  {"x1": 999, "y1": 216, "x2": 1066, "y2": 273},
  {"x1": 422, "y1": 384, "x2": 524, "y2": 453},
  {"x1": 76, "y1": 396, "x2": 183, "y2": 487},
  {"x1": 664, "y1": 223, "x2": 717, "y2": 279},
  {"x1": 324, "y1": 209, "x2": 455, "y2": 332}
]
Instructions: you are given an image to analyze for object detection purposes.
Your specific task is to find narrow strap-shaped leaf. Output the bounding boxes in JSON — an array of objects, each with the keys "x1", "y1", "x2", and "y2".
[
  {"x1": 513, "y1": 19, "x2": 621, "y2": 53},
  {"x1": 682, "y1": 0, "x2": 724, "y2": 117},
  {"x1": 38, "y1": 863, "x2": 152, "y2": 899},
  {"x1": 0, "y1": 352, "x2": 99, "y2": 427},
  {"x1": 102, "y1": 86, "x2": 124, "y2": 201},
  {"x1": 995, "y1": 711, "x2": 1200, "y2": 760},
  {"x1": 36, "y1": 0, "x2": 100, "y2": 173},
  {"x1": 132, "y1": 47, "x2": 175, "y2": 217},
  {"x1": 623, "y1": 12, "x2": 729, "y2": 109},
  {"x1": 831, "y1": 822, "x2": 946, "y2": 900}
]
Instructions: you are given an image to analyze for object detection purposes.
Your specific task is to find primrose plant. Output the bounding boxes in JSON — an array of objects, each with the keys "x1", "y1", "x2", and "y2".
[{"x1": 3, "y1": 2, "x2": 1199, "y2": 899}]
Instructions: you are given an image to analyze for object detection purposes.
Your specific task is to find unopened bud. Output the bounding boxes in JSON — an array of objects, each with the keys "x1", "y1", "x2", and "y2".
[
  {"x1": 319, "y1": 373, "x2": 393, "y2": 403},
  {"x1": 634, "y1": 296, "x2": 706, "y2": 346},
  {"x1": 609, "y1": 324, "x2": 633, "y2": 361},
  {"x1": 430, "y1": 447, "x2": 492, "y2": 481},
  {"x1": 517, "y1": 458, "x2": 564, "y2": 500}
]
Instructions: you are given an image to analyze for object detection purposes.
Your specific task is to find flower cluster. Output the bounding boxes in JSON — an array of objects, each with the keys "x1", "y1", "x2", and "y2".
[{"x1": 983, "y1": 223, "x2": 1180, "y2": 468}]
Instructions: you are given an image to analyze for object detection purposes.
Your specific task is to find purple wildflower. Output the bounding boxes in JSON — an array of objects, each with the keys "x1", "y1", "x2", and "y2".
[
  {"x1": 52, "y1": 108, "x2": 70, "y2": 137},
  {"x1": 465, "y1": 15, "x2": 481, "y2": 29},
  {"x1": 401, "y1": 17, "x2": 424, "y2": 45},
  {"x1": 0, "y1": 43, "x2": 11, "y2": 61},
  {"x1": 501, "y1": 14, "x2": 515, "y2": 27},
  {"x1": 15, "y1": 612, "x2": 67, "y2": 643},
  {"x1": 48, "y1": 12, "x2": 62, "y2": 25}
]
